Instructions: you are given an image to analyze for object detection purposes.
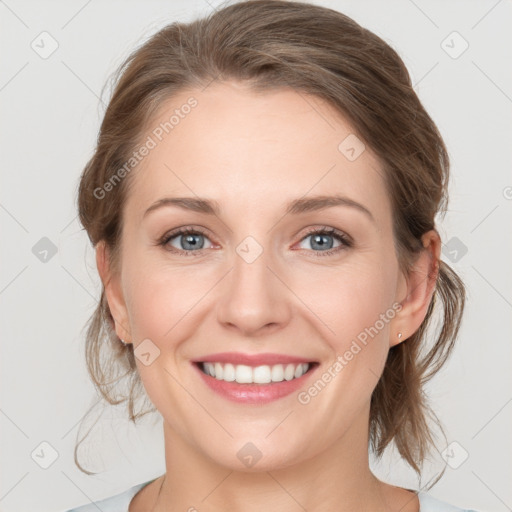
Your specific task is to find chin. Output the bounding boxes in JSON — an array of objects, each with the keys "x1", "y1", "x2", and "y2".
[{"x1": 205, "y1": 442, "x2": 310, "y2": 473}]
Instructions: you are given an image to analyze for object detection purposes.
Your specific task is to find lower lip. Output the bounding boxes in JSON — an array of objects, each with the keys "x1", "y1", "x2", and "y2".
[{"x1": 192, "y1": 362, "x2": 318, "y2": 404}]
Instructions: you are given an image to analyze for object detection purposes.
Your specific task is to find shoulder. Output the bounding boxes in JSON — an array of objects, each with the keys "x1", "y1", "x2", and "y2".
[
  {"x1": 418, "y1": 491, "x2": 482, "y2": 512},
  {"x1": 63, "y1": 479, "x2": 155, "y2": 512}
]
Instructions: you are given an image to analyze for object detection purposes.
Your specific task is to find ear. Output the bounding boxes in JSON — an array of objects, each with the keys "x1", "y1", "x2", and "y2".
[
  {"x1": 390, "y1": 229, "x2": 440, "y2": 347},
  {"x1": 96, "y1": 241, "x2": 132, "y2": 343}
]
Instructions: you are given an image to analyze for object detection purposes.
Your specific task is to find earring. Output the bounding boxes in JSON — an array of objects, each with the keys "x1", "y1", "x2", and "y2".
[{"x1": 397, "y1": 332, "x2": 403, "y2": 340}]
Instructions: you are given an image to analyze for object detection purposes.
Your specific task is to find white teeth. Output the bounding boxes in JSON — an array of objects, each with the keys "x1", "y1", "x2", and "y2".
[
  {"x1": 204, "y1": 362, "x2": 214, "y2": 376},
  {"x1": 214, "y1": 362, "x2": 223, "y2": 380},
  {"x1": 235, "y1": 364, "x2": 253, "y2": 384},
  {"x1": 284, "y1": 363, "x2": 296, "y2": 381},
  {"x1": 253, "y1": 365, "x2": 272, "y2": 384},
  {"x1": 271, "y1": 364, "x2": 284, "y2": 382},
  {"x1": 201, "y1": 362, "x2": 310, "y2": 384},
  {"x1": 223, "y1": 363, "x2": 236, "y2": 382}
]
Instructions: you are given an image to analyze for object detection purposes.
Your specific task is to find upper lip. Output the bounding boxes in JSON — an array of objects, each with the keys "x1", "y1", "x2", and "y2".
[{"x1": 192, "y1": 352, "x2": 317, "y2": 367}]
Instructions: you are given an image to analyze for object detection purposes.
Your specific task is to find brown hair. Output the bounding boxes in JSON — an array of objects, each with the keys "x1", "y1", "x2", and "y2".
[{"x1": 75, "y1": 0, "x2": 465, "y2": 487}]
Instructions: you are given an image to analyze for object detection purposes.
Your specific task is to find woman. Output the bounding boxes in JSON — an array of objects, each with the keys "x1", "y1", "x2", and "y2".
[{"x1": 66, "y1": 1, "x2": 479, "y2": 510}]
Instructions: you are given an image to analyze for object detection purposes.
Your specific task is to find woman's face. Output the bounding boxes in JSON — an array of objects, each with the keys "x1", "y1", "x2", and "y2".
[{"x1": 103, "y1": 80, "x2": 412, "y2": 471}]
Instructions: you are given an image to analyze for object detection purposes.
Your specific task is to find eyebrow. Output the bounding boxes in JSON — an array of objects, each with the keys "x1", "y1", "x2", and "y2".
[{"x1": 143, "y1": 195, "x2": 375, "y2": 222}]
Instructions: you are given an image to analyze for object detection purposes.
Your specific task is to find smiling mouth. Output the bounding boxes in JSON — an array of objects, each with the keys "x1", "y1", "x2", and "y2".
[{"x1": 195, "y1": 361, "x2": 319, "y2": 384}]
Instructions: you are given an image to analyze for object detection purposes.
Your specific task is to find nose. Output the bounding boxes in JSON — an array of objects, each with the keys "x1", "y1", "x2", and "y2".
[{"x1": 216, "y1": 244, "x2": 292, "y2": 337}]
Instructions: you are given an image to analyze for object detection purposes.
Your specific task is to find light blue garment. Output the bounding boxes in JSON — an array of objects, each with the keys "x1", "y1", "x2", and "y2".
[
  {"x1": 63, "y1": 479, "x2": 156, "y2": 512},
  {"x1": 64, "y1": 480, "x2": 481, "y2": 512}
]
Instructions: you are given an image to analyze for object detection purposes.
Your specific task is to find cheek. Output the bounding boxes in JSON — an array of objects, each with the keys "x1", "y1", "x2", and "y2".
[
  {"x1": 125, "y1": 263, "x2": 213, "y2": 342},
  {"x1": 291, "y1": 257, "x2": 397, "y2": 343},
  {"x1": 124, "y1": 247, "x2": 219, "y2": 357},
  {"x1": 291, "y1": 257, "x2": 397, "y2": 397},
  {"x1": 121, "y1": 259, "x2": 211, "y2": 404}
]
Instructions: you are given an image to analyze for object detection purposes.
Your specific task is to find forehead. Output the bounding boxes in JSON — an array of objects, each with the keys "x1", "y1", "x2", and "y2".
[{"x1": 125, "y1": 81, "x2": 391, "y2": 226}]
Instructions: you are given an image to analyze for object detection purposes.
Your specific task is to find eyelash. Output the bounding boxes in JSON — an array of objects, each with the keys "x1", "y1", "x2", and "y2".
[{"x1": 157, "y1": 226, "x2": 353, "y2": 258}]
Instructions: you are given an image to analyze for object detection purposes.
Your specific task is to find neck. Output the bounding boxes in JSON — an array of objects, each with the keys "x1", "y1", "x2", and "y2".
[{"x1": 150, "y1": 404, "x2": 417, "y2": 512}]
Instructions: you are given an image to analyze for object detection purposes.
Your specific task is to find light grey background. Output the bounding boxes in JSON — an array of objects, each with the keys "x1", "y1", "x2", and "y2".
[{"x1": 1, "y1": 1, "x2": 511, "y2": 511}]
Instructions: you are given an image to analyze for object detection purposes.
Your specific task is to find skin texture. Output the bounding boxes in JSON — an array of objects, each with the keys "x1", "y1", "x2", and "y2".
[{"x1": 96, "y1": 81, "x2": 440, "y2": 512}]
